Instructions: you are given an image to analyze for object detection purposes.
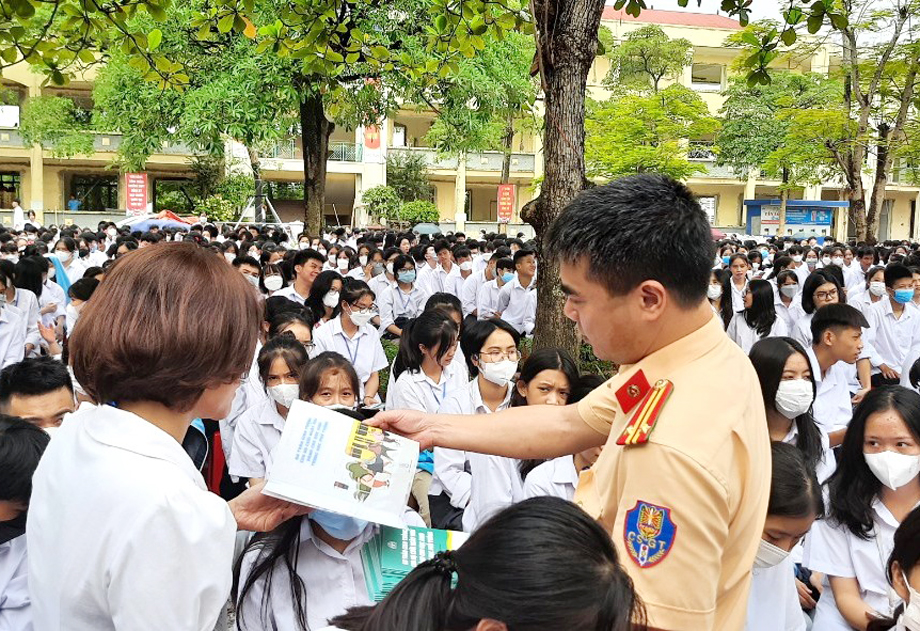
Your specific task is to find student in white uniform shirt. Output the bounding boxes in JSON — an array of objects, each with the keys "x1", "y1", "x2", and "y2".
[
  {"x1": 726, "y1": 280, "x2": 788, "y2": 354},
  {"x1": 461, "y1": 251, "x2": 499, "y2": 322},
  {"x1": 305, "y1": 270, "x2": 344, "y2": 330},
  {"x1": 419, "y1": 239, "x2": 461, "y2": 302},
  {"x1": 845, "y1": 246, "x2": 878, "y2": 294},
  {"x1": 345, "y1": 243, "x2": 374, "y2": 281},
  {"x1": 870, "y1": 507, "x2": 920, "y2": 631},
  {"x1": 0, "y1": 272, "x2": 26, "y2": 370},
  {"x1": 335, "y1": 246, "x2": 357, "y2": 277},
  {"x1": 803, "y1": 387, "x2": 920, "y2": 631},
  {"x1": 495, "y1": 249, "x2": 537, "y2": 336},
  {"x1": 745, "y1": 442, "x2": 823, "y2": 631},
  {"x1": 377, "y1": 254, "x2": 424, "y2": 339},
  {"x1": 749, "y1": 337, "x2": 836, "y2": 484},
  {"x1": 727, "y1": 253, "x2": 751, "y2": 313},
  {"x1": 37, "y1": 256, "x2": 65, "y2": 330},
  {"x1": 51, "y1": 236, "x2": 87, "y2": 285},
  {"x1": 229, "y1": 335, "x2": 309, "y2": 484},
  {"x1": 312, "y1": 279, "x2": 388, "y2": 405},
  {"x1": 26, "y1": 244, "x2": 306, "y2": 631},
  {"x1": 865, "y1": 265, "x2": 920, "y2": 388},
  {"x1": 477, "y1": 256, "x2": 514, "y2": 321},
  {"x1": 851, "y1": 266, "x2": 887, "y2": 318},
  {"x1": 367, "y1": 247, "x2": 399, "y2": 300},
  {"x1": 0, "y1": 416, "x2": 49, "y2": 631},
  {"x1": 774, "y1": 270, "x2": 804, "y2": 333},
  {"x1": 274, "y1": 249, "x2": 325, "y2": 305},
  {"x1": 791, "y1": 269, "x2": 842, "y2": 348}
]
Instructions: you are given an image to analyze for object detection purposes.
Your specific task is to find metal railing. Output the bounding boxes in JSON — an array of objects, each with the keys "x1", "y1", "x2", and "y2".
[
  {"x1": 687, "y1": 141, "x2": 717, "y2": 161},
  {"x1": 268, "y1": 140, "x2": 363, "y2": 162},
  {"x1": 388, "y1": 146, "x2": 537, "y2": 173}
]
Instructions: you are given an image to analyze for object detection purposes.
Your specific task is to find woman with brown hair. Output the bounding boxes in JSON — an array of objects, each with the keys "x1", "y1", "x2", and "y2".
[{"x1": 26, "y1": 243, "x2": 307, "y2": 631}]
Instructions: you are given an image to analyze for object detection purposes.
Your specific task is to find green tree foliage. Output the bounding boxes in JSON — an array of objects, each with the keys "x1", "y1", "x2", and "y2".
[
  {"x1": 18, "y1": 95, "x2": 94, "y2": 157},
  {"x1": 386, "y1": 152, "x2": 434, "y2": 202},
  {"x1": 399, "y1": 200, "x2": 439, "y2": 224},
  {"x1": 361, "y1": 185, "x2": 402, "y2": 223},
  {"x1": 604, "y1": 24, "x2": 692, "y2": 93}
]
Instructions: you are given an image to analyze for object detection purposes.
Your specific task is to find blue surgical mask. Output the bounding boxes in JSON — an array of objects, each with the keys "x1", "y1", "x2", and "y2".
[
  {"x1": 721, "y1": 256, "x2": 730, "y2": 265},
  {"x1": 501, "y1": 272, "x2": 514, "y2": 283},
  {"x1": 397, "y1": 270, "x2": 416, "y2": 284},
  {"x1": 894, "y1": 288, "x2": 915, "y2": 304},
  {"x1": 310, "y1": 510, "x2": 369, "y2": 540}
]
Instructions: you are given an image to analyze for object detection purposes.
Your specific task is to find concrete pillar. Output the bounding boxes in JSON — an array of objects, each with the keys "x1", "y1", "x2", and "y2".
[
  {"x1": 742, "y1": 171, "x2": 757, "y2": 228},
  {"x1": 914, "y1": 192, "x2": 920, "y2": 241},
  {"x1": 29, "y1": 144, "x2": 43, "y2": 212},
  {"x1": 454, "y1": 153, "x2": 467, "y2": 231},
  {"x1": 804, "y1": 184, "x2": 823, "y2": 201}
]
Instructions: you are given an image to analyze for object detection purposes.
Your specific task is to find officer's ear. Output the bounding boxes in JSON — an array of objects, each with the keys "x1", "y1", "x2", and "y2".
[
  {"x1": 474, "y1": 620, "x2": 508, "y2": 631},
  {"x1": 634, "y1": 279, "x2": 667, "y2": 320}
]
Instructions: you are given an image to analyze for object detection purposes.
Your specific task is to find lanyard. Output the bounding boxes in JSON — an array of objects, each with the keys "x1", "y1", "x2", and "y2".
[
  {"x1": 339, "y1": 332, "x2": 362, "y2": 366},
  {"x1": 429, "y1": 380, "x2": 447, "y2": 406},
  {"x1": 398, "y1": 288, "x2": 414, "y2": 314}
]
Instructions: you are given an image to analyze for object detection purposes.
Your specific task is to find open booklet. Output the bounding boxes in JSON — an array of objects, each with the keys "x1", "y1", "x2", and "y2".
[{"x1": 264, "y1": 400, "x2": 419, "y2": 528}]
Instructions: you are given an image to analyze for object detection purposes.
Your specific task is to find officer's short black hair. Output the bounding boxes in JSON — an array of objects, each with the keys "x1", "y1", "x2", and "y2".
[
  {"x1": 811, "y1": 304, "x2": 869, "y2": 342},
  {"x1": 0, "y1": 358, "x2": 73, "y2": 407},
  {"x1": 545, "y1": 174, "x2": 712, "y2": 307}
]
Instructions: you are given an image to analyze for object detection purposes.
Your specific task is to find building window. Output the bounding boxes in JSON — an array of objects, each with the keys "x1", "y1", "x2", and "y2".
[
  {"x1": 392, "y1": 124, "x2": 407, "y2": 148},
  {"x1": 0, "y1": 172, "x2": 21, "y2": 209},
  {"x1": 691, "y1": 63, "x2": 723, "y2": 92},
  {"x1": 697, "y1": 195, "x2": 717, "y2": 224},
  {"x1": 70, "y1": 174, "x2": 118, "y2": 211}
]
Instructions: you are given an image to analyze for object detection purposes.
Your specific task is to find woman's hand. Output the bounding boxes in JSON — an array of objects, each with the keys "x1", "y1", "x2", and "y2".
[
  {"x1": 366, "y1": 409, "x2": 437, "y2": 450},
  {"x1": 38, "y1": 321, "x2": 58, "y2": 346},
  {"x1": 228, "y1": 480, "x2": 311, "y2": 532},
  {"x1": 795, "y1": 578, "x2": 816, "y2": 609},
  {"x1": 40, "y1": 302, "x2": 57, "y2": 315}
]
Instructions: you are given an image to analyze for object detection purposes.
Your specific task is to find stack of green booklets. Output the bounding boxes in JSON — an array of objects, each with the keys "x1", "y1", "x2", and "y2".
[{"x1": 362, "y1": 525, "x2": 469, "y2": 601}]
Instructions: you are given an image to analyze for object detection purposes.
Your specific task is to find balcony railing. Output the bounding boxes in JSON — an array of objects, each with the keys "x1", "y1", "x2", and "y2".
[
  {"x1": 687, "y1": 141, "x2": 717, "y2": 161},
  {"x1": 388, "y1": 146, "x2": 536, "y2": 173},
  {"x1": 0, "y1": 127, "x2": 24, "y2": 147},
  {"x1": 268, "y1": 140, "x2": 363, "y2": 162}
]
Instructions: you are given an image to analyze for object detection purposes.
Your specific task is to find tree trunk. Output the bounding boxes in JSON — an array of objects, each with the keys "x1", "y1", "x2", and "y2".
[
  {"x1": 777, "y1": 167, "x2": 788, "y2": 236},
  {"x1": 299, "y1": 88, "x2": 333, "y2": 236},
  {"x1": 246, "y1": 145, "x2": 264, "y2": 222},
  {"x1": 524, "y1": 0, "x2": 606, "y2": 361},
  {"x1": 500, "y1": 114, "x2": 514, "y2": 185}
]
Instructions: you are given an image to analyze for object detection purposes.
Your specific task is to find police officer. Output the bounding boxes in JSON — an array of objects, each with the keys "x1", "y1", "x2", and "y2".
[{"x1": 372, "y1": 174, "x2": 771, "y2": 631}]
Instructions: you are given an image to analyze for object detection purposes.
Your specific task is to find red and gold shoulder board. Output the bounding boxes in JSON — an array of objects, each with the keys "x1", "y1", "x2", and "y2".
[{"x1": 616, "y1": 379, "x2": 674, "y2": 446}]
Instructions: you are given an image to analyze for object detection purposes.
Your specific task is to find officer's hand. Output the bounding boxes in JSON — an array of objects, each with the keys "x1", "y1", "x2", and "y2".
[
  {"x1": 795, "y1": 578, "x2": 816, "y2": 610},
  {"x1": 366, "y1": 409, "x2": 436, "y2": 450},
  {"x1": 880, "y1": 364, "x2": 901, "y2": 380},
  {"x1": 229, "y1": 480, "x2": 311, "y2": 532}
]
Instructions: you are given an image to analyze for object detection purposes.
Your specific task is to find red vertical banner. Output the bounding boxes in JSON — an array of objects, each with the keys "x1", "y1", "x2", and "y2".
[
  {"x1": 497, "y1": 184, "x2": 515, "y2": 224},
  {"x1": 125, "y1": 173, "x2": 148, "y2": 216}
]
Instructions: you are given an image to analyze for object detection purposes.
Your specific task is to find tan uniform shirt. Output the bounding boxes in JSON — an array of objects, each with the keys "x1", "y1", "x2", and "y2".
[{"x1": 575, "y1": 315, "x2": 770, "y2": 631}]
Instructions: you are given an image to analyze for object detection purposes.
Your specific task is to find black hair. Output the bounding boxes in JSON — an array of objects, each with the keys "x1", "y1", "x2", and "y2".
[
  {"x1": 821, "y1": 264, "x2": 846, "y2": 291},
  {"x1": 460, "y1": 318, "x2": 521, "y2": 377},
  {"x1": 393, "y1": 310, "x2": 459, "y2": 379},
  {"x1": 811, "y1": 303, "x2": 869, "y2": 343},
  {"x1": 513, "y1": 248, "x2": 535, "y2": 267},
  {"x1": 232, "y1": 255, "x2": 261, "y2": 270},
  {"x1": 828, "y1": 387, "x2": 920, "y2": 539},
  {"x1": 775, "y1": 269, "x2": 799, "y2": 291},
  {"x1": 0, "y1": 415, "x2": 50, "y2": 504},
  {"x1": 748, "y1": 337, "x2": 823, "y2": 471},
  {"x1": 768, "y1": 441, "x2": 825, "y2": 519},
  {"x1": 765, "y1": 255, "x2": 793, "y2": 280},
  {"x1": 298, "y1": 351, "x2": 361, "y2": 402},
  {"x1": 742, "y1": 279, "x2": 777, "y2": 337},
  {"x1": 256, "y1": 335, "x2": 309, "y2": 390},
  {"x1": 0, "y1": 357, "x2": 73, "y2": 408},
  {"x1": 305, "y1": 270, "x2": 343, "y2": 323},
  {"x1": 333, "y1": 278, "x2": 375, "y2": 318},
  {"x1": 545, "y1": 174, "x2": 712, "y2": 308},
  {"x1": 885, "y1": 263, "x2": 913, "y2": 288},
  {"x1": 331, "y1": 497, "x2": 643, "y2": 631},
  {"x1": 68, "y1": 277, "x2": 99, "y2": 302},
  {"x1": 54, "y1": 236, "x2": 78, "y2": 253},
  {"x1": 570, "y1": 373, "x2": 606, "y2": 403},
  {"x1": 870, "y1": 507, "x2": 920, "y2": 631},
  {"x1": 801, "y1": 270, "x2": 841, "y2": 315},
  {"x1": 424, "y1": 293, "x2": 462, "y2": 320},
  {"x1": 267, "y1": 311, "x2": 314, "y2": 341},
  {"x1": 264, "y1": 296, "x2": 307, "y2": 324},
  {"x1": 495, "y1": 257, "x2": 514, "y2": 273},
  {"x1": 291, "y1": 248, "x2": 325, "y2": 270},
  {"x1": 14, "y1": 256, "x2": 44, "y2": 298},
  {"x1": 82, "y1": 266, "x2": 104, "y2": 279}
]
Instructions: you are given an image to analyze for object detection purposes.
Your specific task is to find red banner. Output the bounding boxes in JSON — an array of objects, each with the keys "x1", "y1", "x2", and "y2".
[
  {"x1": 497, "y1": 184, "x2": 515, "y2": 224},
  {"x1": 125, "y1": 173, "x2": 148, "y2": 216}
]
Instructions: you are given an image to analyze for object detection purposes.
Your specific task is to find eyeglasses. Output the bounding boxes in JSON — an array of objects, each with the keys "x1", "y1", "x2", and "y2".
[
  {"x1": 478, "y1": 349, "x2": 522, "y2": 363},
  {"x1": 350, "y1": 303, "x2": 378, "y2": 314},
  {"x1": 815, "y1": 289, "x2": 838, "y2": 301}
]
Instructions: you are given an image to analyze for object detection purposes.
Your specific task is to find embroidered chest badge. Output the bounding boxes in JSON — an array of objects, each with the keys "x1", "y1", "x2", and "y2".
[{"x1": 623, "y1": 500, "x2": 677, "y2": 568}]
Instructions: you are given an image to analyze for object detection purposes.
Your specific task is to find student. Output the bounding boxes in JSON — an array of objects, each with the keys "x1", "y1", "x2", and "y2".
[
  {"x1": 377, "y1": 254, "x2": 424, "y2": 339},
  {"x1": 523, "y1": 373, "x2": 605, "y2": 501},
  {"x1": 233, "y1": 255, "x2": 262, "y2": 291},
  {"x1": 267, "y1": 310, "x2": 315, "y2": 356},
  {"x1": 329, "y1": 497, "x2": 643, "y2": 631},
  {"x1": 774, "y1": 270, "x2": 803, "y2": 333},
  {"x1": 229, "y1": 335, "x2": 310, "y2": 484},
  {"x1": 336, "y1": 246, "x2": 357, "y2": 276},
  {"x1": 749, "y1": 337, "x2": 835, "y2": 483},
  {"x1": 303, "y1": 269, "x2": 342, "y2": 330},
  {"x1": 346, "y1": 243, "x2": 375, "y2": 281},
  {"x1": 495, "y1": 249, "x2": 537, "y2": 335},
  {"x1": 865, "y1": 264, "x2": 920, "y2": 387},
  {"x1": 26, "y1": 244, "x2": 306, "y2": 630},
  {"x1": 476, "y1": 256, "x2": 513, "y2": 320},
  {"x1": 804, "y1": 387, "x2": 920, "y2": 630},
  {"x1": 299, "y1": 351, "x2": 360, "y2": 409},
  {"x1": 275, "y1": 248, "x2": 325, "y2": 305},
  {"x1": 64, "y1": 277, "x2": 99, "y2": 335},
  {"x1": 726, "y1": 279, "x2": 788, "y2": 354},
  {"x1": 845, "y1": 246, "x2": 878, "y2": 294},
  {"x1": 708, "y1": 269, "x2": 726, "y2": 316},
  {"x1": 727, "y1": 253, "x2": 751, "y2": 313},
  {"x1": 460, "y1": 250, "x2": 492, "y2": 322},
  {"x1": 0, "y1": 357, "x2": 75, "y2": 429},
  {"x1": 418, "y1": 239, "x2": 460, "y2": 301},
  {"x1": 851, "y1": 266, "x2": 887, "y2": 318},
  {"x1": 260, "y1": 262, "x2": 286, "y2": 296},
  {"x1": 745, "y1": 442, "x2": 824, "y2": 631},
  {"x1": 34, "y1": 255, "x2": 64, "y2": 331},
  {"x1": 0, "y1": 416, "x2": 49, "y2": 631},
  {"x1": 0, "y1": 268, "x2": 25, "y2": 369},
  {"x1": 52, "y1": 236, "x2": 86, "y2": 285},
  {"x1": 867, "y1": 505, "x2": 920, "y2": 631},
  {"x1": 792, "y1": 269, "x2": 842, "y2": 348},
  {"x1": 5, "y1": 259, "x2": 41, "y2": 356},
  {"x1": 368, "y1": 247, "x2": 399, "y2": 299},
  {"x1": 312, "y1": 279, "x2": 388, "y2": 405}
]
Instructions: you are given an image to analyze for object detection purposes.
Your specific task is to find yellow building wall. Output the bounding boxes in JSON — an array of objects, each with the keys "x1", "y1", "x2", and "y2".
[
  {"x1": 433, "y1": 181, "x2": 455, "y2": 220},
  {"x1": 887, "y1": 192, "x2": 915, "y2": 240}
]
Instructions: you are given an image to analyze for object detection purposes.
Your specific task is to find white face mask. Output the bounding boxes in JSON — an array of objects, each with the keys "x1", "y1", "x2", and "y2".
[
  {"x1": 707, "y1": 285, "x2": 722, "y2": 300},
  {"x1": 774, "y1": 379, "x2": 813, "y2": 420},
  {"x1": 107, "y1": 228, "x2": 117, "y2": 238},
  {"x1": 459, "y1": 261, "x2": 473, "y2": 272},
  {"x1": 386, "y1": 262, "x2": 395, "y2": 275},
  {"x1": 337, "y1": 258, "x2": 349, "y2": 271},
  {"x1": 54, "y1": 250, "x2": 71, "y2": 263},
  {"x1": 899, "y1": 570, "x2": 920, "y2": 631},
  {"x1": 268, "y1": 383, "x2": 299, "y2": 410},
  {"x1": 479, "y1": 359, "x2": 518, "y2": 387},
  {"x1": 318, "y1": 248, "x2": 327, "y2": 257},
  {"x1": 299, "y1": 241, "x2": 310, "y2": 249},
  {"x1": 323, "y1": 291, "x2": 340, "y2": 309},
  {"x1": 780, "y1": 285, "x2": 798, "y2": 298},
  {"x1": 753, "y1": 538, "x2": 790, "y2": 569},
  {"x1": 264, "y1": 275, "x2": 283, "y2": 292},
  {"x1": 822, "y1": 256, "x2": 831, "y2": 266},
  {"x1": 833, "y1": 256, "x2": 845, "y2": 267},
  {"x1": 806, "y1": 257, "x2": 817, "y2": 267},
  {"x1": 348, "y1": 308, "x2": 375, "y2": 328},
  {"x1": 792, "y1": 255, "x2": 803, "y2": 263},
  {"x1": 358, "y1": 255, "x2": 368, "y2": 266},
  {"x1": 751, "y1": 262, "x2": 760, "y2": 271},
  {"x1": 224, "y1": 252, "x2": 236, "y2": 263},
  {"x1": 328, "y1": 254, "x2": 336, "y2": 263},
  {"x1": 65, "y1": 303, "x2": 80, "y2": 325},
  {"x1": 865, "y1": 451, "x2": 920, "y2": 490},
  {"x1": 870, "y1": 281, "x2": 887, "y2": 297}
]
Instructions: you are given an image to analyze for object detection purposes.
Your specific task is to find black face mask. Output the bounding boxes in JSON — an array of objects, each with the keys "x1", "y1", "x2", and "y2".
[{"x1": 0, "y1": 512, "x2": 26, "y2": 545}]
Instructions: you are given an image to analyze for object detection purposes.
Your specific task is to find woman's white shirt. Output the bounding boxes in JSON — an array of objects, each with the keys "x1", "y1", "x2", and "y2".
[
  {"x1": 312, "y1": 315, "x2": 389, "y2": 399},
  {"x1": 40, "y1": 280, "x2": 66, "y2": 327},
  {"x1": 462, "y1": 452, "x2": 524, "y2": 532},
  {"x1": 60, "y1": 257, "x2": 87, "y2": 285},
  {"x1": 228, "y1": 396, "x2": 286, "y2": 480},
  {"x1": 236, "y1": 519, "x2": 375, "y2": 631},
  {"x1": 0, "y1": 306, "x2": 25, "y2": 370},
  {"x1": 388, "y1": 366, "x2": 470, "y2": 415},
  {"x1": 774, "y1": 293, "x2": 802, "y2": 333},
  {"x1": 730, "y1": 279, "x2": 747, "y2": 313},
  {"x1": 12, "y1": 287, "x2": 40, "y2": 352},
  {"x1": 803, "y1": 498, "x2": 905, "y2": 631},
  {"x1": 744, "y1": 554, "x2": 806, "y2": 631},
  {"x1": 27, "y1": 404, "x2": 237, "y2": 631},
  {"x1": 523, "y1": 456, "x2": 578, "y2": 501},
  {"x1": 726, "y1": 313, "x2": 788, "y2": 354}
]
